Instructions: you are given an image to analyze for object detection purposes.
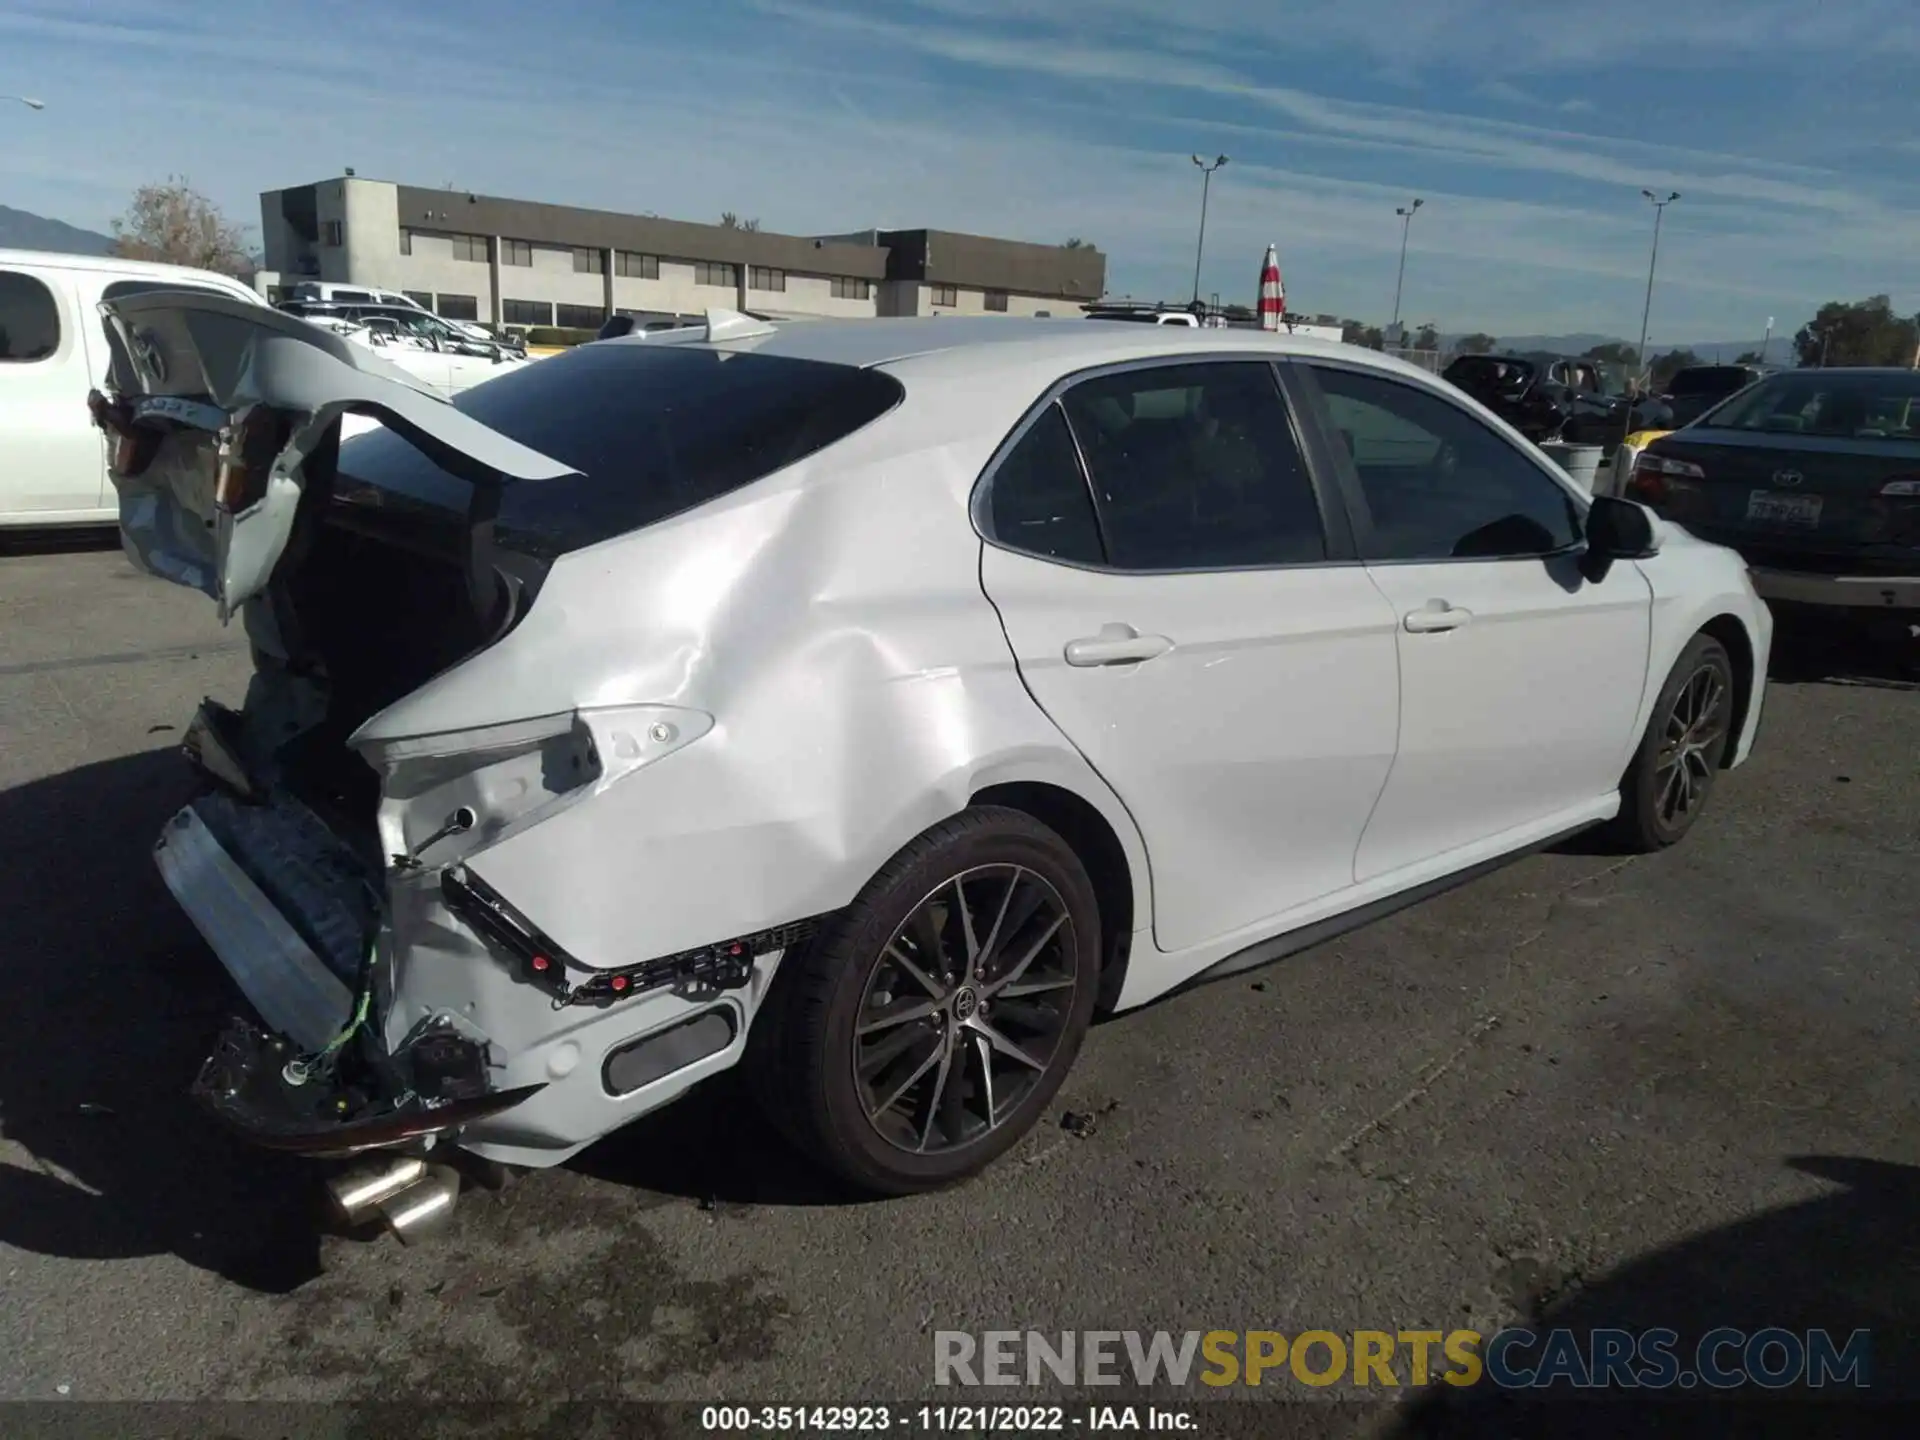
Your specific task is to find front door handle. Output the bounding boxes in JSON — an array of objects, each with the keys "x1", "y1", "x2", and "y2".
[
  {"x1": 1403, "y1": 601, "x2": 1472, "y2": 634},
  {"x1": 1064, "y1": 623, "x2": 1173, "y2": 667}
]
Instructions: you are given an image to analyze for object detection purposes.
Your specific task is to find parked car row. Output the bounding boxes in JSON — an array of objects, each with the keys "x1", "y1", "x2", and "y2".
[{"x1": 1439, "y1": 352, "x2": 1673, "y2": 450}]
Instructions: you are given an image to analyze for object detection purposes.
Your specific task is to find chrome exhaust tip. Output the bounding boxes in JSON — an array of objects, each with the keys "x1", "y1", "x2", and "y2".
[
  {"x1": 376, "y1": 1164, "x2": 462, "y2": 1244},
  {"x1": 327, "y1": 1155, "x2": 428, "y2": 1222}
]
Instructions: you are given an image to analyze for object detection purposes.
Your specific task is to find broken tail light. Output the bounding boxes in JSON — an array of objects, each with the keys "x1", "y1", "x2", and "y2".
[{"x1": 439, "y1": 864, "x2": 823, "y2": 1009}]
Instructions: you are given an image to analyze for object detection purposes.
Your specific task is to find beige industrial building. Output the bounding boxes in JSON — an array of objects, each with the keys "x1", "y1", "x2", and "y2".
[{"x1": 256, "y1": 174, "x2": 1106, "y2": 329}]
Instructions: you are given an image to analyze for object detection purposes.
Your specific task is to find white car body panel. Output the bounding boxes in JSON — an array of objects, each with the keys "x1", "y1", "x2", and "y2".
[
  {"x1": 93, "y1": 311, "x2": 1773, "y2": 1170},
  {"x1": 982, "y1": 546, "x2": 1401, "y2": 952}
]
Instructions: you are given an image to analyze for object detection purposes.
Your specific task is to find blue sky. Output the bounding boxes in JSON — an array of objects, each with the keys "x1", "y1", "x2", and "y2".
[{"x1": 4, "y1": 0, "x2": 1917, "y2": 342}]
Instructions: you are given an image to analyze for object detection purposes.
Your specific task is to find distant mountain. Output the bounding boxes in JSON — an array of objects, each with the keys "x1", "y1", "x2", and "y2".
[{"x1": 0, "y1": 205, "x2": 115, "y2": 255}]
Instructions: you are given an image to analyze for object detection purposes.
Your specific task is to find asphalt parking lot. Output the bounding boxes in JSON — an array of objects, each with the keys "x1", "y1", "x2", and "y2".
[{"x1": 2, "y1": 538, "x2": 1916, "y2": 1432}]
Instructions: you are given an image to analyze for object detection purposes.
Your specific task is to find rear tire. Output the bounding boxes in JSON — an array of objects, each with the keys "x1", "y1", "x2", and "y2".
[
  {"x1": 1608, "y1": 633, "x2": 1735, "y2": 852},
  {"x1": 747, "y1": 807, "x2": 1101, "y2": 1196}
]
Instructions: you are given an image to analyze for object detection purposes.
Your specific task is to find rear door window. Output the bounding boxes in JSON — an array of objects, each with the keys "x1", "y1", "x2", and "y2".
[
  {"x1": 1059, "y1": 361, "x2": 1327, "y2": 569},
  {"x1": 0, "y1": 271, "x2": 62, "y2": 361},
  {"x1": 334, "y1": 344, "x2": 904, "y2": 557}
]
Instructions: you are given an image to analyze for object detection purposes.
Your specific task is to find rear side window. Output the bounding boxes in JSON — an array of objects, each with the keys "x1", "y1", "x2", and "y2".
[
  {"x1": 335, "y1": 344, "x2": 904, "y2": 557},
  {"x1": 0, "y1": 271, "x2": 61, "y2": 361},
  {"x1": 987, "y1": 404, "x2": 1104, "y2": 565},
  {"x1": 1059, "y1": 361, "x2": 1326, "y2": 570}
]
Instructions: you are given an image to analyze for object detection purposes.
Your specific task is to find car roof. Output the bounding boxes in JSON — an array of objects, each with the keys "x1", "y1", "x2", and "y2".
[
  {"x1": 0, "y1": 247, "x2": 260, "y2": 293},
  {"x1": 601, "y1": 314, "x2": 1413, "y2": 381}
]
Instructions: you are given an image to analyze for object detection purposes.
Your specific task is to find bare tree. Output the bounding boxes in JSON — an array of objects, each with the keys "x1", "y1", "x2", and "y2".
[
  {"x1": 1064, "y1": 237, "x2": 1092, "y2": 249},
  {"x1": 719, "y1": 212, "x2": 762, "y2": 232},
  {"x1": 111, "y1": 176, "x2": 254, "y2": 278}
]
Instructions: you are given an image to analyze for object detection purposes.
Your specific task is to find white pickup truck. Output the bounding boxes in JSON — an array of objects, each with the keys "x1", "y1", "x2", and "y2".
[{"x1": 0, "y1": 248, "x2": 528, "y2": 529}]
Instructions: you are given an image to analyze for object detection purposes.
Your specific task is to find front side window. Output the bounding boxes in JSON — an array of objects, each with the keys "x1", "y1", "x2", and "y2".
[
  {"x1": 0, "y1": 271, "x2": 61, "y2": 361},
  {"x1": 986, "y1": 404, "x2": 1103, "y2": 565},
  {"x1": 1311, "y1": 365, "x2": 1581, "y2": 561},
  {"x1": 1059, "y1": 362, "x2": 1327, "y2": 571}
]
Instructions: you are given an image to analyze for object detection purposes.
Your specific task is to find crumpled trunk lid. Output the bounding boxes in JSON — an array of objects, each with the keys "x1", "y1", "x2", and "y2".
[{"x1": 88, "y1": 288, "x2": 577, "y2": 622}]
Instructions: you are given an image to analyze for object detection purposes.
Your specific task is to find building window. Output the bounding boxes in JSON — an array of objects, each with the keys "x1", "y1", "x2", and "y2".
[
  {"x1": 985, "y1": 290, "x2": 1009, "y2": 312},
  {"x1": 322, "y1": 220, "x2": 344, "y2": 247},
  {"x1": 448, "y1": 233, "x2": 487, "y2": 263},
  {"x1": 555, "y1": 303, "x2": 607, "y2": 330},
  {"x1": 399, "y1": 229, "x2": 414, "y2": 256},
  {"x1": 931, "y1": 284, "x2": 957, "y2": 308},
  {"x1": 831, "y1": 276, "x2": 871, "y2": 300},
  {"x1": 502, "y1": 239, "x2": 533, "y2": 267},
  {"x1": 436, "y1": 294, "x2": 479, "y2": 322},
  {"x1": 749, "y1": 266, "x2": 786, "y2": 292},
  {"x1": 616, "y1": 251, "x2": 659, "y2": 279},
  {"x1": 573, "y1": 247, "x2": 605, "y2": 275},
  {"x1": 694, "y1": 260, "x2": 738, "y2": 288},
  {"x1": 403, "y1": 290, "x2": 434, "y2": 309},
  {"x1": 502, "y1": 298, "x2": 552, "y2": 327}
]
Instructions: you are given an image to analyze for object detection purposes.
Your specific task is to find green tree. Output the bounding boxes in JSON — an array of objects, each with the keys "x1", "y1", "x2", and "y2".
[
  {"x1": 1412, "y1": 323, "x2": 1440, "y2": 352},
  {"x1": 1582, "y1": 341, "x2": 1638, "y2": 366},
  {"x1": 1341, "y1": 320, "x2": 1385, "y2": 349},
  {"x1": 111, "y1": 176, "x2": 253, "y2": 278},
  {"x1": 1453, "y1": 332, "x2": 1498, "y2": 355},
  {"x1": 1649, "y1": 348, "x2": 1701, "y2": 388},
  {"x1": 1792, "y1": 296, "x2": 1919, "y2": 367},
  {"x1": 1734, "y1": 350, "x2": 1765, "y2": 364}
]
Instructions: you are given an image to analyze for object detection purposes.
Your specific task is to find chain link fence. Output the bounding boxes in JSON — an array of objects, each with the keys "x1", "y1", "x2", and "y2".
[{"x1": 1381, "y1": 346, "x2": 1446, "y2": 374}]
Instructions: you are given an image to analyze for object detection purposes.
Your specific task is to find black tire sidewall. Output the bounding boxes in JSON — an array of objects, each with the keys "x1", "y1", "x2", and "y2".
[
  {"x1": 1626, "y1": 634, "x2": 1733, "y2": 846},
  {"x1": 809, "y1": 812, "x2": 1101, "y2": 1192}
]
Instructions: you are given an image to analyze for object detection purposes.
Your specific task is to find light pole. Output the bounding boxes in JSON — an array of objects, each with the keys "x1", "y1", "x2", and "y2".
[
  {"x1": 1190, "y1": 154, "x2": 1228, "y2": 307},
  {"x1": 1634, "y1": 189, "x2": 1680, "y2": 384},
  {"x1": 1390, "y1": 198, "x2": 1423, "y2": 340},
  {"x1": 4, "y1": 95, "x2": 46, "y2": 110}
]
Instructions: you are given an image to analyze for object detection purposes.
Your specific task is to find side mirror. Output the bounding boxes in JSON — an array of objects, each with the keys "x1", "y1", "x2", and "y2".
[{"x1": 1580, "y1": 495, "x2": 1658, "y2": 583}]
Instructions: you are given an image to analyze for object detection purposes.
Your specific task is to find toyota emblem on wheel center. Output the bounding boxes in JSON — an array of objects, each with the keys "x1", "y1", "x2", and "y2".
[{"x1": 1772, "y1": 469, "x2": 1804, "y2": 487}]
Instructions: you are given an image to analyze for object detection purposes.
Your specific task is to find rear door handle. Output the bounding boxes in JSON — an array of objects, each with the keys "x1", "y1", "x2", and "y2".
[
  {"x1": 1064, "y1": 623, "x2": 1173, "y2": 667},
  {"x1": 1403, "y1": 601, "x2": 1472, "y2": 634}
]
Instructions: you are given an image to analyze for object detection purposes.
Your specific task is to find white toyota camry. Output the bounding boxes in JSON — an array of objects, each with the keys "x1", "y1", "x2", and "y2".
[{"x1": 90, "y1": 293, "x2": 1770, "y2": 1228}]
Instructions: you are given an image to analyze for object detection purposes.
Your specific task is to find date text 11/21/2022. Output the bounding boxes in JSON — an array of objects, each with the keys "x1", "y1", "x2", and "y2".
[{"x1": 701, "y1": 1405, "x2": 1196, "y2": 1431}]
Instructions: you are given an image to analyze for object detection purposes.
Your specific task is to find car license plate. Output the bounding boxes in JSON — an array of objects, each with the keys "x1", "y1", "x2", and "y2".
[{"x1": 1746, "y1": 490, "x2": 1822, "y2": 527}]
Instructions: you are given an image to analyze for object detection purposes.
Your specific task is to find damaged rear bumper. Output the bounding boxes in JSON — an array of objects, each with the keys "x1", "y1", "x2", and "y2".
[{"x1": 156, "y1": 795, "x2": 544, "y2": 1157}]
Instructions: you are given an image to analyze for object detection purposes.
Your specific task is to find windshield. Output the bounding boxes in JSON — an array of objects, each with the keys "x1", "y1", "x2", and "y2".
[
  {"x1": 1669, "y1": 366, "x2": 1758, "y2": 397},
  {"x1": 333, "y1": 343, "x2": 904, "y2": 557},
  {"x1": 1444, "y1": 356, "x2": 1535, "y2": 397},
  {"x1": 1699, "y1": 370, "x2": 1920, "y2": 439}
]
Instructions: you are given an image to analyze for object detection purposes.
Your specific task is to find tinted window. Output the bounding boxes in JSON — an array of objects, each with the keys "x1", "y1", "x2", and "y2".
[
  {"x1": 1701, "y1": 370, "x2": 1920, "y2": 438},
  {"x1": 0, "y1": 271, "x2": 61, "y2": 361},
  {"x1": 987, "y1": 405, "x2": 1103, "y2": 565},
  {"x1": 1313, "y1": 365, "x2": 1581, "y2": 561},
  {"x1": 1668, "y1": 366, "x2": 1758, "y2": 397},
  {"x1": 334, "y1": 345, "x2": 904, "y2": 558},
  {"x1": 1443, "y1": 355, "x2": 1535, "y2": 398},
  {"x1": 1059, "y1": 362, "x2": 1325, "y2": 570}
]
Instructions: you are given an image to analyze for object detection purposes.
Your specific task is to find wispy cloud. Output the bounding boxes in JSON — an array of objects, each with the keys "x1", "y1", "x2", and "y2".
[{"x1": 2, "y1": 0, "x2": 1911, "y2": 339}]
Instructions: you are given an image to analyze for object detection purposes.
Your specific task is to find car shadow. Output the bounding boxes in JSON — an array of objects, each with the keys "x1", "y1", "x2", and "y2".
[
  {"x1": 0, "y1": 525, "x2": 121, "y2": 558},
  {"x1": 1387, "y1": 1155, "x2": 1920, "y2": 1436},
  {"x1": 1766, "y1": 605, "x2": 1918, "y2": 690},
  {"x1": 0, "y1": 746, "x2": 329, "y2": 1293}
]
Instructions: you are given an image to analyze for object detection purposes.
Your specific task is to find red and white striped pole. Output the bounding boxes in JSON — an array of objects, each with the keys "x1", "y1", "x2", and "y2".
[{"x1": 1258, "y1": 245, "x2": 1285, "y2": 332}]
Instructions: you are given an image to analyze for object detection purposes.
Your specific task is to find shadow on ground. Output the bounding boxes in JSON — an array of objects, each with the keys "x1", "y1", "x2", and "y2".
[
  {"x1": 1767, "y1": 605, "x2": 1918, "y2": 690},
  {"x1": 1390, "y1": 1155, "x2": 1920, "y2": 1436},
  {"x1": 0, "y1": 746, "x2": 329, "y2": 1291},
  {"x1": 0, "y1": 525, "x2": 121, "y2": 558}
]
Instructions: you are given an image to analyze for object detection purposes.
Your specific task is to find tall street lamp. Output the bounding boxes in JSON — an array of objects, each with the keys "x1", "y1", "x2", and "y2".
[
  {"x1": 1635, "y1": 189, "x2": 1680, "y2": 380},
  {"x1": 1190, "y1": 154, "x2": 1228, "y2": 307},
  {"x1": 1390, "y1": 198, "x2": 1423, "y2": 339}
]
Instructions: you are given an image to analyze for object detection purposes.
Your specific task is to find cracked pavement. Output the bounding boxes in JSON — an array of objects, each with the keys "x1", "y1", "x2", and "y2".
[{"x1": 1, "y1": 541, "x2": 1915, "y2": 1431}]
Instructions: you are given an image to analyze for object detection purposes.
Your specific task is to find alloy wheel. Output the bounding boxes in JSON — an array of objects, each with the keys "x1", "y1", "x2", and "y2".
[
  {"x1": 1654, "y1": 662, "x2": 1728, "y2": 826},
  {"x1": 852, "y1": 865, "x2": 1078, "y2": 1156}
]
